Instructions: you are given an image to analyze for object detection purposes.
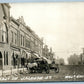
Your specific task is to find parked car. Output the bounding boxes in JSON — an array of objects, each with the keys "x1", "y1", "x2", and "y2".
[
  {"x1": 27, "y1": 57, "x2": 59, "y2": 74},
  {"x1": 27, "y1": 58, "x2": 50, "y2": 74}
]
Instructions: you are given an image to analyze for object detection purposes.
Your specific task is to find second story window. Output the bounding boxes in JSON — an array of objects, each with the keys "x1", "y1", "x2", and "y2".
[
  {"x1": 20, "y1": 34, "x2": 25, "y2": 47},
  {"x1": 14, "y1": 33, "x2": 17, "y2": 45},
  {"x1": 0, "y1": 22, "x2": 8, "y2": 43},
  {"x1": 35, "y1": 40, "x2": 38, "y2": 46},
  {"x1": 23, "y1": 36, "x2": 24, "y2": 46},
  {"x1": 26, "y1": 39, "x2": 30, "y2": 48},
  {"x1": 11, "y1": 31, "x2": 13, "y2": 43},
  {"x1": 11, "y1": 30, "x2": 18, "y2": 45},
  {"x1": 21, "y1": 35, "x2": 23, "y2": 46}
]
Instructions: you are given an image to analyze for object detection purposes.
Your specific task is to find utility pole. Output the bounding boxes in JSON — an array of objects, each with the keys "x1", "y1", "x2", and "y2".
[
  {"x1": 80, "y1": 48, "x2": 84, "y2": 65},
  {"x1": 80, "y1": 54, "x2": 83, "y2": 65}
]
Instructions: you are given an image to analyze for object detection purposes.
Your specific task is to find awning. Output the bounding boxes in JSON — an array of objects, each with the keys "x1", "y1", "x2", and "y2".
[
  {"x1": 13, "y1": 51, "x2": 20, "y2": 58},
  {"x1": 23, "y1": 50, "x2": 31, "y2": 59},
  {"x1": 33, "y1": 53, "x2": 40, "y2": 58}
]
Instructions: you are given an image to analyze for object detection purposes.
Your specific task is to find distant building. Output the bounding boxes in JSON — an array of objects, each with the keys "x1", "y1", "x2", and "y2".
[
  {"x1": 42, "y1": 45, "x2": 54, "y2": 61},
  {"x1": 48, "y1": 47, "x2": 54, "y2": 61},
  {"x1": 42, "y1": 45, "x2": 49, "y2": 59}
]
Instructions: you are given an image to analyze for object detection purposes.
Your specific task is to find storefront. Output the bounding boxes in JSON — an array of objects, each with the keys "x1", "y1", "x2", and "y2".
[
  {"x1": 21, "y1": 50, "x2": 31, "y2": 67},
  {"x1": 11, "y1": 49, "x2": 20, "y2": 68}
]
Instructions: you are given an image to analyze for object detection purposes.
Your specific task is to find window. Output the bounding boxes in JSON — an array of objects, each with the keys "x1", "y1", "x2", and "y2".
[
  {"x1": 23, "y1": 37, "x2": 24, "y2": 46},
  {"x1": 11, "y1": 31, "x2": 17, "y2": 45},
  {"x1": 0, "y1": 22, "x2": 8, "y2": 43},
  {"x1": 21, "y1": 35, "x2": 23, "y2": 46},
  {"x1": 35, "y1": 40, "x2": 38, "y2": 46},
  {"x1": 11, "y1": 31, "x2": 13, "y2": 43},
  {"x1": 31, "y1": 37, "x2": 34, "y2": 42},
  {"x1": 21, "y1": 34, "x2": 25, "y2": 46},
  {"x1": 26, "y1": 39, "x2": 30, "y2": 48},
  {"x1": 14, "y1": 33, "x2": 17, "y2": 44},
  {"x1": 6, "y1": 52, "x2": 8, "y2": 65},
  {"x1": 4, "y1": 51, "x2": 6, "y2": 65}
]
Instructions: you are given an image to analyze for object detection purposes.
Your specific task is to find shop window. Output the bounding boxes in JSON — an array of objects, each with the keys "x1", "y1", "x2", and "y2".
[
  {"x1": 12, "y1": 52, "x2": 19, "y2": 67},
  {"x1": 4, "y1": 51, "x2": 8, "y2": 65},
  {"x1": 12, "y1": 52, "x2": 15, "y2": 66},
  {"x1": 4, "y1": 51, "x2": 6, "y2": 65},
  {"x1": 6, "y1": 52, "x2": 8, "y2": 65},
  {"x1": 21, "y1": 57, "x2": 25, "y2": 66},
  {"x1": 0, "y1": 52, "x2": 2, "y2": 69}
]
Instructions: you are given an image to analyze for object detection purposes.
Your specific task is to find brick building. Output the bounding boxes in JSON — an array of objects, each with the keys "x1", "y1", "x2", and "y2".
[
  {"x1": 0, "y1": 4, "x2": 11, "y2": 70},
  {"x1": 0, "y1": 3, "x2": 43, "y2": 70}
]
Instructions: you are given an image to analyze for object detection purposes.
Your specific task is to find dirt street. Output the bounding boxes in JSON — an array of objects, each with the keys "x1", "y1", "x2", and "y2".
[{"x1": 0, "y1": 65, "x2": 84, "y2": 82}]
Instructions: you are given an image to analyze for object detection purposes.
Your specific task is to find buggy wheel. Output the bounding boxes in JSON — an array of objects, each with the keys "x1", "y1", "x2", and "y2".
[
  {"x1": 45, "y1": 68, "x2": 50, "y2": 74},
  {"x1": 37, "y1": 68, "x2": 42, "y2": 73},
  {"x1": 46, "y1": 69, "x2": 50, "y2": 74},
  {"x1": 55, "y1": 67, "x2": 59, "y2": 73},
  {"x1": 38, "y1": 70, "x2": 42, "y2": 73}
]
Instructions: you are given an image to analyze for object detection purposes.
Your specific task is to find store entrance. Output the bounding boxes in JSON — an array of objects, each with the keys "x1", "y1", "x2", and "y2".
[{"x1": 0, "y1": 52, "x2": 2, "y2": 69}]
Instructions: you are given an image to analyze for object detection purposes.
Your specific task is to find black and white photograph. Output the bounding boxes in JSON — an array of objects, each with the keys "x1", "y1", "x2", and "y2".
[{"x1": 0, "y1": 2, "x2": 84, "y2": 82}]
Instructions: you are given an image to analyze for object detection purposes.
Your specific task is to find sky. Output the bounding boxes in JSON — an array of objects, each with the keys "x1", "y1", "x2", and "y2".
[{"x1": 10, "y1": 2, "x2": 84, "y2": 64}]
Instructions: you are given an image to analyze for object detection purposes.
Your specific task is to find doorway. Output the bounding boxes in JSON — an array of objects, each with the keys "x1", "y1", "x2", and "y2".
[{"x1": 0, "y1": 52, "x2": 2, "y2": 69}]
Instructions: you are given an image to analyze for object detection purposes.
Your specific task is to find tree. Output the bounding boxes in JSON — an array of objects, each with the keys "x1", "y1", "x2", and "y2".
[
  {"x1": 68, "y1": 53, "x2": 79, "y2": 65},
  {"x1": 59, "y1": 58, "x2": 65, "y2": 65}
]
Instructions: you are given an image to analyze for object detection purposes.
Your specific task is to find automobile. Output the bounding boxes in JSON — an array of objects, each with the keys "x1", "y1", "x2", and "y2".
[
  {"x1": 27, "y1": 57, "x2": 59, "y2": 74},
  {"x1": 27, "y1": 58, "x2": 50, "y2": 74}
]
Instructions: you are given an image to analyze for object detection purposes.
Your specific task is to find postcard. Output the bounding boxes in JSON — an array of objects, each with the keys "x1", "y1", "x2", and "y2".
[{"x1": 0, "y1": 2, "x2": 84, "y2": 82}]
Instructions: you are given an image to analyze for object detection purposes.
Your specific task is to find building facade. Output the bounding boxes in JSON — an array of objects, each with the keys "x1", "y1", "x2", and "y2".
[
  {"x1": 0, "y1": 4, "x2": 11, "y2": 70},
  {"x1": 0, "y1": 4, "x2": 43, "y2": 70}
]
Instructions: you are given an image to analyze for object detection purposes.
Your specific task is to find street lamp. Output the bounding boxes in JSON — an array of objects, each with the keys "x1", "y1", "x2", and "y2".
[{"x1": 80, "y1": 54, "x2": 83, "y2": 65}]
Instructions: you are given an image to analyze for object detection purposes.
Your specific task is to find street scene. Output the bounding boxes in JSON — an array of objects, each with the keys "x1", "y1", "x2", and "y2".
[{"x1": 0, "y1": 2, "x2": 84, "y2": 82}]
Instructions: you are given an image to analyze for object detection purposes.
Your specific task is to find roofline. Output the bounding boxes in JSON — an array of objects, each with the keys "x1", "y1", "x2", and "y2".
[
  {"x1": 10, "y1": 17, "x2": 20, "y2": 26},
  {"x1": 4, "y1": 3, "x2": 11, "y2": 8}
]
